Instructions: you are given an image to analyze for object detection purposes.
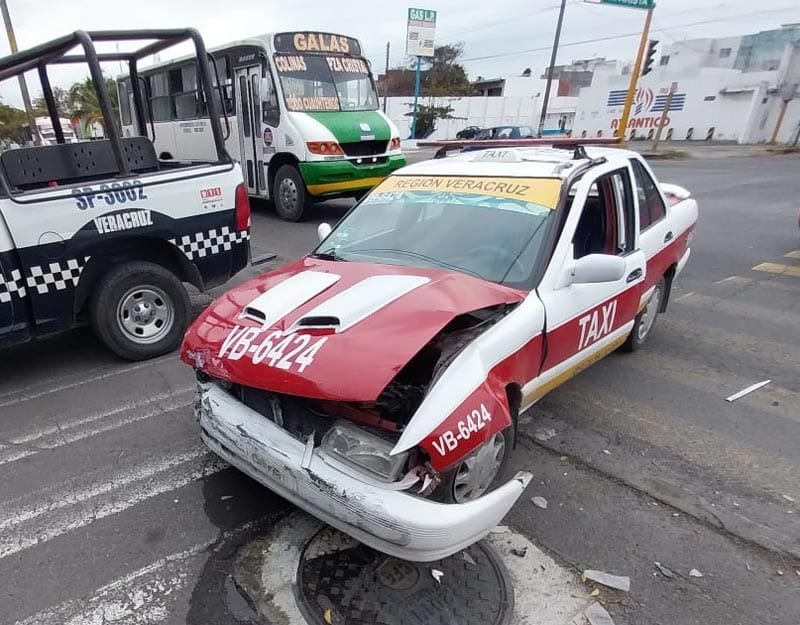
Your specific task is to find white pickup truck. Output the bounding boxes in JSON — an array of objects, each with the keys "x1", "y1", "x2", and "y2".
[
  {"x1": 182, "y1": 144, "x2": 698, "y2": 561},
  {"x1": 0, "y1": 29, "x2": 250, "y2": 359}
]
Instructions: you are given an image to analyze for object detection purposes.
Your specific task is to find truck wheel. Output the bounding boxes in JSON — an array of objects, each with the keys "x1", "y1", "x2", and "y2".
[
  {"x1": 434, "y1": 423, "x2": 515, "y2": 504},
  {"x1": 90, "y1": 261, "x2": 189, "y2": 361},
  {"x1": 622, "y1": 277, "x2": 665, "y2": 352},
  {"x1": 273, "y1": 164, "x2": 307, "y2": 222}
]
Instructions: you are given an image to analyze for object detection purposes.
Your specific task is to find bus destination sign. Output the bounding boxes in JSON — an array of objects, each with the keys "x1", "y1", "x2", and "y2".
[{"x1": 274, "y1": 32, "x2": 362, "y2": 56}]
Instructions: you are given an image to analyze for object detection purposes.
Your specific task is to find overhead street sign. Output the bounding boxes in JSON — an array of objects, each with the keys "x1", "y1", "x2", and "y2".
[
  {"x1": 406, "y1": 8, "x2": 436, "y2": 57},
  {"x1": 584, "y1": 0, "x2": 654, "y2": 9}
]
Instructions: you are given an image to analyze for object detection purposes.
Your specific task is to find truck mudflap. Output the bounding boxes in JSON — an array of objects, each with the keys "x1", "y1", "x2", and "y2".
[{"x1": 197, "y1": 382, "x2": 533, "y2": 562}]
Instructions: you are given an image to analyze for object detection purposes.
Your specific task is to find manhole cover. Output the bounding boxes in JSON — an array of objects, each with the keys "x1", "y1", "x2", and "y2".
[{"x1": 297, "y1": 526, "x2": 513, "y2": 625}]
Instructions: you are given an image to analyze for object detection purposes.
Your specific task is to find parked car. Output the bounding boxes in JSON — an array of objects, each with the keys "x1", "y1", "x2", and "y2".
[
  {"x1": 182, "y1": 145, "x2": 698, "y2": 561},
  {"x1": 456, "y1": 126, "x2": 482, "y2": 139},
  {"x1": 475, "y1": 125, "x2": 534, "y2": 140}
]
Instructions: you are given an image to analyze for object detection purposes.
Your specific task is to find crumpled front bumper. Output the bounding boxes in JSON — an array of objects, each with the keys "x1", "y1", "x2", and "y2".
[{"x1": 196, "y1": 382, "x2": 532, "y2": 562}]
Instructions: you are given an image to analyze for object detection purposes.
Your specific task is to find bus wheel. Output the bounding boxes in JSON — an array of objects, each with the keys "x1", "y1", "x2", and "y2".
[
  {"x1": 90, "y1": 261, "x2": 189, "y2": 361},
  {"x1": 273, "y1": 164, "x2": 306, "y2": 222}
]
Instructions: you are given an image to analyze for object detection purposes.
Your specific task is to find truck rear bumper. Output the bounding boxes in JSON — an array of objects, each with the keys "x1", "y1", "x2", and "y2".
[{"x1": 197, "y1": 382, "x2": 531, "y2": 562}]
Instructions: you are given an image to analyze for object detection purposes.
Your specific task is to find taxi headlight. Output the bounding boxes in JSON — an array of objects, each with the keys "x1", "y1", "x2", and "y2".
[{"x1": 321, "y1": 422, "x2": 407, "y2": 482}]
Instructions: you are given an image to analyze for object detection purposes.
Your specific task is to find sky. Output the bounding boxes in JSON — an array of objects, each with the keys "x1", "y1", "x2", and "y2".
[{"x1": 1, "y1": 0, "x2": 798, "y2": 107}]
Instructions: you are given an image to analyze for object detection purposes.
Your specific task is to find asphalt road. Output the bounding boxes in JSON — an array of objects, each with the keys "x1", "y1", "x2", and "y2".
[{"x1": 1, "y1": 152, "x2": 799, "y2": 625}]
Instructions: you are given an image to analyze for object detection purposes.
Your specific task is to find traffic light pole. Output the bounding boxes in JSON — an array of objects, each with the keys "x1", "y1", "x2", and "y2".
[{"x1": 616, "y1": 6, "x2": 654, "y2": 143}]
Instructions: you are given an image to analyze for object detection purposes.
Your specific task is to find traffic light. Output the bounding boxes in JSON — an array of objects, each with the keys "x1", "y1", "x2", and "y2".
[{"x1": 641, "y1": 39, "x2": 658, "y2": 76}]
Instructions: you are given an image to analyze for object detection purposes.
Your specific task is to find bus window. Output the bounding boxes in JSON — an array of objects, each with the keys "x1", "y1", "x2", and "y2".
[
  {"x1": 239, "y1": 75, "x2": 251, "y2": 137},
  {"x1": 174, "y1": 63, "x2": 199, "y2": 120},
  {"x1": 251, "y1": 74, "x2": 261, "y2": 129},
  {"x1": 262, "y1": 66, "x2": 280, "y2": 127},
  {"x1": 118, "y1": 79, "x2": 132, "y2": 126},
  {"x1": 149, "y1": 72, "x2": 172, "y2": 122}
]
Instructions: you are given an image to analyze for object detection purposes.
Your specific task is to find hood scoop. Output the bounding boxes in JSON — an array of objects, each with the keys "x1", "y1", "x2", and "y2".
[
  {"x1": 239, "y1": 270, "x2": 340, "y2": 328},
  {"x1": 286, "y1": 274, "x2": 430, "y2": 334}
]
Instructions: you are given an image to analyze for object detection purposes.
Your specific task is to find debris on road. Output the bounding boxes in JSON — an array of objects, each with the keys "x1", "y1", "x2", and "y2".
[
  {"x1": 220, "y1": 495, "x2": 233, "y2": 501},
  {"x1": 462, "y1": 552, "x2": 476, "y2": 566},
  {"x1": 510, "y1": 547, "x2": 528, "y2": 558},
  {"x1": 431, "y1": 568, "x2": 444, "y2": 583},
  {"x1": 585, "y1": 601, "x2": 616, "y2": 625},
  {"x1": 689, "y1": 569, "x2": 704, "y2": 578},
  {"x1": 777, "y1": 570, "x2": 784, "y2": 576},
  {"x1": 490, "y1": 525, "x2": 511, "y2": 534},
  {"x1": 323, "y1": 608, "x2": 333, "y2": 624},
  {"x1": 590, "y1": 588, "x2": 600, "y2": 596},
  {"x1": 532, "y1": 496, "x2": 548, "y2": 509},
  {"x1": 534, "y1": 427, "x2": 557, "y2": 442},
  {"x1": 782, "y1": 494, "x2": 795, "y2": 503},
  {"x1": 602, "y1": 449, "x2": 611, "y2": 455},
  {"x1": 725, "y1": 379, "x2": 771, "y2": 402},
  {"x1": 654, "y1": 562, "x2": 675, "y2": 578},
  {"x1": 583, "y1": 570, "x2": 631, "y2": 592}
]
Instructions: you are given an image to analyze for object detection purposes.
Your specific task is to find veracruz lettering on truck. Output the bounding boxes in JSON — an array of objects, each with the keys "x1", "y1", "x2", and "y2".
[
  {"x1": 72, "y1": 180, "x2": 148, "y2": 210},
  {"x1": 93, "y1": 210, "x2": 153, "y2": 234},
  {"x1": 219, "y1": 325, "x2": 327, "y2": 372},
  {"x1": 431, "y1": 404, "x2": 492, "y2": 456},
  {"x1": 577, "y1": 299, "x2": 617, "y2": 351}
]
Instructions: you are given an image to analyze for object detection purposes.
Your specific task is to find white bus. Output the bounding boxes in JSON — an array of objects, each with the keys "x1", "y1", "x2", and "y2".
[
  {"x1": 22, "y1": 116, "x2": 78, "y2": 145},
  {"x1": 118, "y1": 31, "x2": 405, "y2": 221}
]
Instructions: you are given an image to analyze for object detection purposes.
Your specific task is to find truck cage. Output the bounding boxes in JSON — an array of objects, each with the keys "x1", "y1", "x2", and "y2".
[{"x1": 0, "y1": 29, "x2": 229, "y2": 194}]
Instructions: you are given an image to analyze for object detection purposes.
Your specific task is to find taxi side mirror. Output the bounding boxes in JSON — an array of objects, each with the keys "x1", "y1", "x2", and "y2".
[
  {"x1": 571, "y1": 254, "x2": 626, "y2": 284},
  {"x1": 317, "y1": 223, "x2": 332, "y2": 242}
]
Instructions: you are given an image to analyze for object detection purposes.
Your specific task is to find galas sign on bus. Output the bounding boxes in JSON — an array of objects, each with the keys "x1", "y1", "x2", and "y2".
[
  {"x1": 607, "y1": 86, "x2": 686, "y2": 131},
  {"x1": 406, "y1": 8, "x2": 436, "y2": 57}
]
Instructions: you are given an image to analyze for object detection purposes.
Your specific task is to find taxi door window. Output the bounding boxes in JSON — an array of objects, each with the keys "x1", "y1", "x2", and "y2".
[
  {"x1": 631, "y1": 159, "x2": 666, "y2": 229},
  {"x1": 572, "y1": 170, "x2": 634, "y2": 258}
]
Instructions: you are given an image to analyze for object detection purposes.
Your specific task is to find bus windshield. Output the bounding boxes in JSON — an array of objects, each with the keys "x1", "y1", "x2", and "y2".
[{"x1": 274, "y1": 54, "x2": 378, "y2": 112}]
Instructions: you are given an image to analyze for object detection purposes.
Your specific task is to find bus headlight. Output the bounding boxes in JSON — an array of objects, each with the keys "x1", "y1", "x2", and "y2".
[{"x1": 307, "y1": 141, "x2": 344, "y2": 156}]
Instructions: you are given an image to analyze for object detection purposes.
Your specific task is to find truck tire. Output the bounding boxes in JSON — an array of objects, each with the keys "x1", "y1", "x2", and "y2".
[
  {"x1": 89, "y1": 261, "x2": 189, "y2": 361},
  {"x1": 622, "y1": 277, "x2": 665, "y2": 352},
  {"x1": 273, "y1": 164, "x2": 307, "y2": 222},
  {"x1": 433, "y1": 422, "x2": 516, "y2": 504}
]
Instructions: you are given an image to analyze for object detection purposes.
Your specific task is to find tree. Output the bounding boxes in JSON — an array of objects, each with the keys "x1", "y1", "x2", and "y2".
[
  {"x1": 404, "y1": 102, "x2": 463, "y2": 139},
  {"x1": 68, "y1": 77, "x2": 119, "y2": 130},
  {"x1": 0, "y1": 101, "x2": 28, "y2": 144},
  {"x1": 382, "y1": 42, "x2": 475, "y2": 98}
]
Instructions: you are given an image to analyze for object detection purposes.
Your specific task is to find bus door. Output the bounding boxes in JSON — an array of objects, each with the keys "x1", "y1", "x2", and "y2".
[{"x1": 234, "y1": 66, "x2": 262, "y2": 195}]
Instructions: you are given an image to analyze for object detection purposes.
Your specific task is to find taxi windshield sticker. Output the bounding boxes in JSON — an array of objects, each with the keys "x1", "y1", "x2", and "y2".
[{"x1": 366, "y1": 176, "x2": 562, "y2": 214}]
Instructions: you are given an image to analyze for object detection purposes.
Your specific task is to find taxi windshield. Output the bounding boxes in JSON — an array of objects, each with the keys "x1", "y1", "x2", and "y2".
[
  {"x1": 313, "y1": 175, "x2": 562, "y2": 287},
  {"x1": 274, "y1": 53, "x2": 378, "y2": 112}
]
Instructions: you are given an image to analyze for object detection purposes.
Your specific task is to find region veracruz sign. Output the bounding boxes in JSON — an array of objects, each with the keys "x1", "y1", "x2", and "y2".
[{"x1": 406, "y1": 8, "x2": 436, "y2": 57}]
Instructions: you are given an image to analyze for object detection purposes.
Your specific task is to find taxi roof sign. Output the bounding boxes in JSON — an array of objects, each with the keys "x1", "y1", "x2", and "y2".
[{"x1": 470, "y1": 149, "x2": 524, "y2": 163}]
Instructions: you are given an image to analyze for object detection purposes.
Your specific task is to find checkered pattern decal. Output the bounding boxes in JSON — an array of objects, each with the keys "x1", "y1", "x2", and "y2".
[
  {"x1": 0, "y1": 268, "x2": 26, "y2": 303},
  {"x1": 170, "y1": 226, "x2": 249, "y2": 261},
  {"x1": 26, "y1": 258, "x2": 89, "y2": 295}
]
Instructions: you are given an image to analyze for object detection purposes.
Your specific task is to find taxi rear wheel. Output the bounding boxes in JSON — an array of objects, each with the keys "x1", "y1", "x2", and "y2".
[{"x1": 90, "y1": 261, "x2": 189, "y2": 361}]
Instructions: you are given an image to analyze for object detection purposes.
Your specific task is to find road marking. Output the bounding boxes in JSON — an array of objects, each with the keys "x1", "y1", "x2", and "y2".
[
  {"x1": 0, "y1": 389, "x2": 193, "y2": 466},
  {"x1": 752, "y1": 262, "x2": 800, "y2": 278},
  {"x1": 0, "y1": 448, "x2": 207, "y2": 531},
  {"x1": 0, "y1": 453, "x2": 225, "y2": 559},
  {"x1": 674, "y1": 291, "x2": 800, "y2": 330},
  {"x1": 714, "y1": 276, "x2": 741, "y2": 285},
  {"x1": 672, "y1": 291, "x2": 693, "y2": 302},
  {"x1": 784, "y1": 250, "x2": 800, "y2": 260},
  {"x1": 0, "y1": 355, "x2": 174, "y2": 408}
]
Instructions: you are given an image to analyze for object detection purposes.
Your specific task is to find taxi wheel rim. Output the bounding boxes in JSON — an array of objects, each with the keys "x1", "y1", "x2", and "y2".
[
  {"x1": 117, "y1": 286, "x2": 174, "y2": 344},
  {"x1": 638, "y1": 284, "x2": 662, "y2": 341},
  {"x1": 452, "y1": 433, "x2": 506, "y2": 503}
]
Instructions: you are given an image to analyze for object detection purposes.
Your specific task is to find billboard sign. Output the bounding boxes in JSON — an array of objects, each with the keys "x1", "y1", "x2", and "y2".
[{"x1": 406, "y1": 8, "x2": 437, "y2": 57}]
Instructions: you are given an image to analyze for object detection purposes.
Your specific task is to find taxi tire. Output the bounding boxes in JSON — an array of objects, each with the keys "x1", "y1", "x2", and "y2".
[
  {"x1": 89, "y1": 261, "x2": 189, "y2": 361},
  {"x1": 273, "y1": 164, "x2": 307, "y2": 222},
  {"x1": 622, "y1": 277, "x2": 665, "y2": 352},
  {"x1": 433, "y1": 422, "x2": 516, "y2": 505}
]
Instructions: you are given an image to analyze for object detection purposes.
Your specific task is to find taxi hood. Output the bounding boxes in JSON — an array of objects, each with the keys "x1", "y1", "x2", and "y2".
[{"x1": 181, "y1": 257, "x2": 525, "y2": 401}]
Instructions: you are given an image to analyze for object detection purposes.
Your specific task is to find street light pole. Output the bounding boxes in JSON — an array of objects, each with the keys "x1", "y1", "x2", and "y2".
[
  {"x1": 538, "y1": 0, "x2": 567, "y2": 138},
  {"x1": 410, "y1": 55, "x2": 422, "y2": 139},
  {"x1": 0, "y1": 0, "x2": 40, "y2": 145}
]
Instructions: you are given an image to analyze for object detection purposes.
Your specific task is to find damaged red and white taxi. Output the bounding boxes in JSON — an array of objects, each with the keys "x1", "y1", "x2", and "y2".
[{"x1": 181, "y1": 145, "x2": 698, "y2": 561}]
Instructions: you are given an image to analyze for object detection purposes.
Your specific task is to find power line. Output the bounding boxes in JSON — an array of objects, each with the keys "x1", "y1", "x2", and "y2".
[{"x1": 460, "y1": 5, "x2": 799, "y2": 63}]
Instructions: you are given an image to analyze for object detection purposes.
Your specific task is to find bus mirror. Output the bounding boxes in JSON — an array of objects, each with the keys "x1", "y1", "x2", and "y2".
[{"x1": 317, "y1": 223, "x2": 332, "y2": 242}]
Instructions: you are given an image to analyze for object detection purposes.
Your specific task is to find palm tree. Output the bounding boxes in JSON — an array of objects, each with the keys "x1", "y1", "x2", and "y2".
[{"x1": 68, "y1": 76, "x2": 119, "y2": 132}]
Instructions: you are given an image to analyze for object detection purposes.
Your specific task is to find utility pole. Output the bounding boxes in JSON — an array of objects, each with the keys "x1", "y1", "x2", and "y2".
[
  {"x1": 0, "y1": 0, "x2": 39, "y2": 145},
  {"x1": 616, "y1": 6, "x2": 654, "y2": 143},
  {"x1": 538, "y1": 0, "x2": 567, "y2": 138},
  {"x1": 651, "y1": 82, "x2": 675, "y2": 151},
  {"x1": 383, "y1": 41, "x2": 390, "y2": 113}
]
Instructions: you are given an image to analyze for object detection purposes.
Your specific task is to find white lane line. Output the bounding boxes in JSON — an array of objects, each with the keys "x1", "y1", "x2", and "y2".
[
  {"x1": 0, "y1": 355, "x2": 173, "y2": 408},
  {"x1": 13, "y1": 520, "x2": 260, "y2": 625},
  {"x1": 0, "y1": 448, "x2": 207, "y2": 531},
  {"x1": 0, "y1": 453, "x2": 226, "y2": 560},
  {"x1": 714, "y1": 275, "x2": 742, "y2": 285},
  {"x1": 0, "y1": 389, "x2": 193, "y2": 466}
]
